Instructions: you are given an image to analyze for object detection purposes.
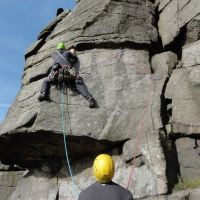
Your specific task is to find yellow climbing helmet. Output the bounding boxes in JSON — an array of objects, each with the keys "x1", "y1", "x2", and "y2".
[
  {"x1": 93, "y1": 154, "x2": 115, "y2": 183},
  {"x1": 57, "y1": 42, "x2": 66, "y2": 50}
]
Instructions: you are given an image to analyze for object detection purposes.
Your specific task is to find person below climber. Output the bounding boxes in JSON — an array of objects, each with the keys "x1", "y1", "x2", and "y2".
[
  {"x1": 38, "y1": 42, "x2": 97, "y2": 108},
  {"x1": 78, "y1": 154, "x2": 134, "y2": 200}
]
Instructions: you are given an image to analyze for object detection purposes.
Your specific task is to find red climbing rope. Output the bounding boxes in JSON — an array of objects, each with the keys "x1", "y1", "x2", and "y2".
[{"x1": 126, "y1": 76, "x2": 153, "y2": 189}]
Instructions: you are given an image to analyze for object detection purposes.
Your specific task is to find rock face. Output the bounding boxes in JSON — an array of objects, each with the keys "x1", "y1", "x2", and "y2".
[
  {"x1": 165, "y1": 40, "x2": 200, "y2": 134},
  {"x1": 158, "y1": 0, "x2": 200, "y2": 46},
  {"x1": 1, "y1": 0, "x2": 200, "y2": 199},
  {"x1": 176, "y1": 138, "x2": 200, "y2": 179},
  {"x1": 0, "y1": 168, "x2": 25, "y2": 200},
  {"x1": 185, "y1": 15, "x2": 200, "y2": 44}
]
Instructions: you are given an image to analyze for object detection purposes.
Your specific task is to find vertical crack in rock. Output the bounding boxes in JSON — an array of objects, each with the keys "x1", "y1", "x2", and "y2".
[
  {"x1": 151, "y1": 2, "x2": 185, "y2": 195},
  {"x1": 149, "y1": 5, "x2": 163, "y2": 58},
  {"x1": 55, "y1": 177, "x2": 59, "y2": 200},
  {"x1": 160, "y1": 77, "x2": 172, "y2": 132},
  {"x1": 164, "y1": 25, "x2": 187, "y2": 60},
  {"x1": 160, "y1": 131, "x2": 180, "y2": 194}
]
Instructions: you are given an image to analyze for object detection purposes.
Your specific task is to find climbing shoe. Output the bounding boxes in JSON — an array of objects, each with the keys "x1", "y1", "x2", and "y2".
[
  {"x1": 87, "y1": 97, "x2": 97, "y2": 108},
  {"x1": 38, "y1": 92, "x2": 47, "y2": 101}
]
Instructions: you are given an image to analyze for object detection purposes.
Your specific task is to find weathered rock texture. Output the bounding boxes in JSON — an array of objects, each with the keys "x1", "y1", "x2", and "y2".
[
  {"x1": 158, "y1": 0, "x2": 200, "y2": 46},
  {"x1": 0, "y1": 169, "x2": 25, "y2": 200},
  {"x1": 176, "y1": 138, "x2": 200, "y2": 179},
  {"x1": 1, "y1": 0, "x2": 200, "y2": 199}
]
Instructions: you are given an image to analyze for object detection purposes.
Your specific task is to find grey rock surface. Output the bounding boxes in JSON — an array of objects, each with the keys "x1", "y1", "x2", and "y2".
[
  {"x1": 167, "y1": 190, "x2": 190, "y2": 200},
  {"x1": 151, "y1": 51, "x2": 177, "y2": 76},
  {"x1": 188, "y1": 188, "x2": 200, "y2": 200},
  {"x1": 8, "y1": 170, "x2": 58, "y2": 200},
  {"x1": 0, "y1": 47, "x2": 167, "y2": 199},
  {"x1": 141, "y1": 196, "x2": 167, "y2": 200},
  {"x1": 185, "y1": 14, "x2": 200, "y2": 45},
  {"x1": 165, "y1": 39, "x2": 200, "y2": 134},
  {"x1": 1, "y1": 49, "x2": 153, "y2": 137},
  {"x1": 7, "y1": 151, "x2": 166, "y2": 200},
  {"x1": 158, "y1": 0, "x2": 200, "y2": 46},
  {"x1": 165, "y1": 67, "x2": 200, "y2": 134},
  {"x1": 182, "y1": 40, "x2": 200, "y2": 68},
  {"x1": 157, "y1": 0, "x2": 171, "y2": 11},
  {"x1": 31, "y1": 0, "x2": 157, "y2": 55},
  {"x1": 0, "y1": 171, "x2": 25, "y2": 200},
  {"x1": 167, "y1": 188, "x2": 200, "y2": 200},
  {"x1": 38, "y1": 9, "x2": 70, "y2": 40},
  {"x1": 176, "y1": 138, "x2": 200, "y2": 179}
]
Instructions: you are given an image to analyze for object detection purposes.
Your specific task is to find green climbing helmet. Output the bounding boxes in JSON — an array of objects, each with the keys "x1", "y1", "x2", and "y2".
[{"x1": 57, "y1": 42, "x2": 66, "y2": 50}]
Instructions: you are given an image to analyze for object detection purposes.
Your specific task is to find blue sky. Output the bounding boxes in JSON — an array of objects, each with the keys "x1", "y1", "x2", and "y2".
[{"x1": 0, "y1": 0, "x2": 76, "y2": 122}]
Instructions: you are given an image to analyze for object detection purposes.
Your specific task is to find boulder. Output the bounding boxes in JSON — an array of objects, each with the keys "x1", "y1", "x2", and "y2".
[
  {"x1": 165, "y1": 68, "x2": 200, "y2": 134},
  {"x1": 185, "y1": 15, "x2": 200, "y2": 45},
  {"x1": 158, "y1": 0, "x2": 200, "y2": 46},
  {"x1": 151, "y1": 51, "x2": 177, "y2": 76},
  {"x1": 182, "y1": 40, "x2": 200, "y2": 68},
  {"x1": 164, "y1": 40, "x2": 200, "y2": 134},
  {"x1": 176, "y1": 138, "x2": 200, "y2": 179}
]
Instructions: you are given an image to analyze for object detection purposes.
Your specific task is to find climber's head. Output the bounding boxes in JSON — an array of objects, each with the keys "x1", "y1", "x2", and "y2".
[
  {"x1": 57, "y1": 42, "x2": 66, "y2": 50},
  {"x1": 93, "y1": 154, "x2": 115, "y2": 183},
  {"x1": 69, "y1": 47, "x2": 76, "y2": 55}
]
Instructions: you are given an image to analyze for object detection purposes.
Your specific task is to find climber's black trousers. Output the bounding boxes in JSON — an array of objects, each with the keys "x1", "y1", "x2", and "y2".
[{"x1": 40, "y1": 76, "x2": 92, "y2": 99}]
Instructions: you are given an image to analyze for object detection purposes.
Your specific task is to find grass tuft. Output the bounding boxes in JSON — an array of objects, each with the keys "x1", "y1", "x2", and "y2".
[{"x1": 173, "y1": 178, "x2": 200, "y2": 192}]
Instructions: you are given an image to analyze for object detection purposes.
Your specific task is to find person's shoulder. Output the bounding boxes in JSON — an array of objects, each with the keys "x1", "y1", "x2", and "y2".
[
  {"x1": 111, "y1": 182, "x2": 133, "y2": 198},
  {"x1": 78, "y1": 182, "x2": 98, "y2": 199}
]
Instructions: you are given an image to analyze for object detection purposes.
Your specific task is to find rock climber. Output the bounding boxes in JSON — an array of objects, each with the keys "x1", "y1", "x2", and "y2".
[
  {"x1": 38, "y1": 42, "x2": 97, "y2": 108},
  {"x1": 78, "y1": 154, "x2": 134, "y2": 200}
]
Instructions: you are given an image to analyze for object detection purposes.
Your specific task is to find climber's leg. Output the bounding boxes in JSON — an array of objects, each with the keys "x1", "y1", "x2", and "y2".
[
  {"x1": 74, "y1": 77, "x2": 97, "y2": 108},
  {"x1": 38, "y1": 78, "x2": 52, "y2": 101}
]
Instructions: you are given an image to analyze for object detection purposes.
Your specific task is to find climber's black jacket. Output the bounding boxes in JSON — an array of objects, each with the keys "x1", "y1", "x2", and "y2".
[{"x1": 78, "y1": 181, "x2": 134, "y2": 200}]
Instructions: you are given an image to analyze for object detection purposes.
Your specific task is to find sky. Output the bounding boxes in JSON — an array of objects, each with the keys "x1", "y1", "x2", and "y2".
[{"x1": 0, "y1": 0, "x2": 76, "y2": 122}]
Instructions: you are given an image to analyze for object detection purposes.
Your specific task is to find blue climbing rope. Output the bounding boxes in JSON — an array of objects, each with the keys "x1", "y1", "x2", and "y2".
[
  {"x1": 60, "y1": 85, "x2": 74, "y2": 177},
  {"x1": 60, "y1": 83, "x2": 82, "y2": 193}
]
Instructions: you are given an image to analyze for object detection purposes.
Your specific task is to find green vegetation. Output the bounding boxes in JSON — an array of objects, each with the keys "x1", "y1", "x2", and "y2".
[{"x1": 173, "y1": 178, "x2": 200, "y2": 192}]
